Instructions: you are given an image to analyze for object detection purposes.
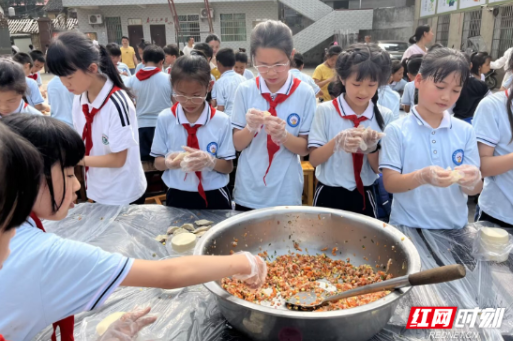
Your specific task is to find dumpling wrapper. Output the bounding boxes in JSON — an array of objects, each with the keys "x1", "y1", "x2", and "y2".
[
  {"x1": 172, "y1": 232, "x2": 197, "y2": 253},
  {"x1": 173, "y1": 152, "x2": 189, "y2": 162},
  {"x1": 96, "y1": 312, "x2": 126, "y2": 336}
]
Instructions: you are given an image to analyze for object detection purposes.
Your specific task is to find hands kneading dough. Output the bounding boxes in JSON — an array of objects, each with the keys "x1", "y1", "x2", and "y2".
[
  {"x1": 415, "y1": 165, "x2": 481, "y2": 189},
  {"x1": 97, "y1": 307, "x2": 157, "y2": 341},
  {"x1": 180, "y1": 146, "x2": 217, "y2": 173}
]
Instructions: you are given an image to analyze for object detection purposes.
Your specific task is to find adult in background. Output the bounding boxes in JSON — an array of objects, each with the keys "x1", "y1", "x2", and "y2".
[
  {"x1": 401, "y1": 25, "x2": 433, "y2": 62},
  {"x1": 365, "y1": 36, "x2": 372, "y2": 44},
  {"x1": 490, "y1": 46, "x2": 513, "y2": 90},
  {"x1": 183, "y1": 36, "x2": 195, "y2": 56},
  {"x1": 120, "y1": 36, "x2": 138, "y2": 75}
]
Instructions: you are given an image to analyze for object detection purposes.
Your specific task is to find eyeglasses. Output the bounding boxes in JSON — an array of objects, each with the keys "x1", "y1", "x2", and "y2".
[
  {"x1": 172, "y1": 93, "x2": 207, "y2": 105},
  {"x1": 253, "y1": 61, "x2": 290, "y2": 74}
]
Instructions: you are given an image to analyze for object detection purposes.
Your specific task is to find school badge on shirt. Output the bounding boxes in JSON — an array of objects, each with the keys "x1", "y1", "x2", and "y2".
[
  {"x1": 102, "y1": 134, "x2": 109, "y2": 145},
  {"x1": 452, "y1": 149, "x2": 464, "y2": 165},
  {"x1": 207, "y1": 142, "x2": 218, "y2": 157},
  {"x1": 287, "y1": 113, "x2": 300, "y2": 127}
]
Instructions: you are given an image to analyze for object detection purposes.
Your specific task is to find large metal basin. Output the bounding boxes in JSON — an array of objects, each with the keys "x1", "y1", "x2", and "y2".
[{"x1": 194, "y1": 206, "x2": 421, "y2": 341}]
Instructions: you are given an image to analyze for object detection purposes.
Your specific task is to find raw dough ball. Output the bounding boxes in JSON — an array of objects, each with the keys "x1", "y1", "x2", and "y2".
[
  {"x1": 96, "y1": 312, "x2": 126, "y2": 336},
  {"x1": 154, "y1": 234, "x2": 168, "y2": 243},
  {"x1": 194, "y1": 225, "x2": 211, "y2": 233},
  {"x1": 195, "y1": 219, "x2": 213, "y2": 227},
  {"x1": 172, "y1": 233, "x2": 197, "y2": 253},
  {"x1": 181, "y1": 223, "x2": 195, "y2": 232},
  {"x1": 173, "y1": 228, "x2": 189, "y2": 235},
  {"x1": 167, "y1": 226, "x2": 180, "y2": 235}
]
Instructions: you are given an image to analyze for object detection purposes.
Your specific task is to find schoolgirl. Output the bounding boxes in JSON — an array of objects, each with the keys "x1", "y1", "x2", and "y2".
[
  {"x1": 0, "y1": 114, "x2": 265, "y2": 341},
  {"x1": 380, "y1": 48, "x2": 482, "y2": 229},
  {"x1": 313, "y1": 45, "x2": 343, "y2": 102},
  {"x1": 401, "y1": 54, "x2": 423, "y2": 113},
  {"x1": 231, "y1": 20, "x2": 316, "y2": 210},
  {"x1": 46, "y1": 31, "x2": 147, "y2": 205},
  {"x1": 473, "y1": 56, "x2": 513, "y2": 227},
  {"x1": 0, "y1": 59, "x2": 42, "y2": 117},
  {"x1": 151, "y1": 54, "x2": 235, "y2": 209},
  {"x1": 206, "y1": 33, "x2": 222, "y2": 80},
  {"x1": 235, "y1": 48, "x2": 255, "y2": 80},
  {"x1": 389, "y1": 60, "x2": 407, "y2": 93},
  {"x1": 309, "y1": 43, "x2": 394, "y2": 216}
]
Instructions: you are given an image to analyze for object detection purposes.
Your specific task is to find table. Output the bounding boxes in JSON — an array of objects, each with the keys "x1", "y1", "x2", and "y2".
[
  {"x1": 35, "y1": 204, "x2": 513, "y2": 341},
  {"x1": 301, "y1": 161, "x2": 315, "y2": 206}
]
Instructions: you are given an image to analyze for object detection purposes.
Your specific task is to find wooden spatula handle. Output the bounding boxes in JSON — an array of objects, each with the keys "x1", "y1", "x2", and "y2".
[{"x1": 408, "y1": 264, "x2": 466, "y2": 286}]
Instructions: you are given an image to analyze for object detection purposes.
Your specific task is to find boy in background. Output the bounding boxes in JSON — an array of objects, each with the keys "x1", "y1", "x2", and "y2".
[
  {"x1": 401, "y1": 54, "x2": 423, "y2": 113},
  {"x1": 211, "y1": 48, "x2": 245, "y2": 116},
  {"x1": 164, "y1": 44, "x2": 180, "y2": 74},
  {"x1": 106, "y1": 43, "x2": 131, "y2": 79},
  {"x1": 12, "y1": 53, "x2": 49, "y2": 112},
  {"x1": 29, "y1": 50, "x2": 46, "y2": 97}
]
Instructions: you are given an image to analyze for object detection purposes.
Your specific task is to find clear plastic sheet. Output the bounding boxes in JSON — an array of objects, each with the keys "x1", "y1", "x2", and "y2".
[{"x1": 34, "y1": 204, "x2": 512, "y2": 341}]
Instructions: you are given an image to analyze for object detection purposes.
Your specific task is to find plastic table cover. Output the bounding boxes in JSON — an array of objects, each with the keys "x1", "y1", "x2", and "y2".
[{"x1": 32, "y1": 204, "x2": 513, "y2": 341}]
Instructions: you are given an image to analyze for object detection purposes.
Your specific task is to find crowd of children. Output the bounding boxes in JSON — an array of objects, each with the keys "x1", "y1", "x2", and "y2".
[{"x1": 1, "y1": 18, "x2": 513, "y2": 339}]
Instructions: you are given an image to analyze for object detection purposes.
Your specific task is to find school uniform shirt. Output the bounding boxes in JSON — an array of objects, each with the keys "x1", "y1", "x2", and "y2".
[
  {"x1": 0, "y1": 217, "x2": 134, "y2": 341},
  {"x1": 150, "y1": 102, "x2": 235, "y2": 191},
  {"x1": 125, "y1": 66, "x2": 172, "y2": 128},
  {"x1": 244, "y1": 69, "x2": 255, "y2": 80},
  {"x1": 379, "y1": 107, "x2": 480, "y2": 229},
  {"x1": 290, "y1": 69, "x2": 321, "y2": 95},
  {"x1": 378, "y1": 85, "x2": 400, "y2": 121},
  {"x1": 211, "y1": 70, "x2": 246, "y2": 117},
  {"x1": 231, "y1": 73, "x2": 316, "y2": 208},
  {"x1": 72, "y1": 78, "x2": 147, "y2": 205},
  {"x1": 25, "y1": 77, "x2": 44, "y2": 107},
  {"x1": 401, "y1": 81, "x2": 415, "y2": 107},
  {"x1": 29, "y1": 71, "x2": 43, "y2": 86},
  {"x1": 309, "y1": 95, "x2": 394, "y2": 189},
  {"x1": 390, "y1": 79, "x2": 407, "y2": 92},
  {"x1": 47, "y1": 76, "x2": 74, "y2": 128},
  {"x1": 473, "y1": 91, "x2": 513, "y2": 225},
  {"x1": 0, "y1": 99, "x2": 42, "y2": 117},
  {"x1": 135, "y1": 62, "x2": 144, "y2": 73},
  {"x1": 117, "y1": 62, "x2": 131, "y2": 76},
  {"x1": 313, "y1": 63, "x2": 334, "y2": 102}
]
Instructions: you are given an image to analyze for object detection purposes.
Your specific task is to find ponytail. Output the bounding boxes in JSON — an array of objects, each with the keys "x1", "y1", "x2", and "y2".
[
  {"x1": 410, "y1": 25, "x2": 431, "y2": 45},
  {"x1": 98, "y1": 45, "x2": 133, "y2": 98},
  {"x1": 507, "y1": 88, "x2": 513, "y2": 144},
  {"x1": 371, "y1": 92, "x2": 385, "y2": 131},
  {"x1": 409, "y1": 35, "x2": 417, "y2": 45}
]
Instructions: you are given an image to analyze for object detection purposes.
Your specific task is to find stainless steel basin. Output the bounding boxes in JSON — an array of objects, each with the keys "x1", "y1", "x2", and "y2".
[{"x1": 194, "y1": 206, "x2": 421, "y2": 341}]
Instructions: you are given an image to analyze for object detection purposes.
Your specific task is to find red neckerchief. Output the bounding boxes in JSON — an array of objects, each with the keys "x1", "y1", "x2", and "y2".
[
  {"x1": 81, "y1": 86, "x2": 121, "y2": 177},
  {"x1": 332, "y1": 98, "x2": 368, "y2": 211},
  {"x1": 28, "y1": 73, "x2": 38, "y2": 81},
  {"x1": 171, "y1": 102, "x2": 216, "y2": 207},
  {"x1": 136, "y1": 68, "x2": 161, "y2": 81},
  {"x1": 255, "y1": 76, "x2": 301, "y2": 185},
  {"x1": 29, "y1": 212, "x2": 75, "y2": 341},
  {"x1": 167, "y1": 67, "x2": 172, "y2": 74},
  {"x1": 23, "y1": 102, "x2": 28, "y2": 109},
  {"x1": 0, "y1": 334, "x2": 6, "y2": 341}
]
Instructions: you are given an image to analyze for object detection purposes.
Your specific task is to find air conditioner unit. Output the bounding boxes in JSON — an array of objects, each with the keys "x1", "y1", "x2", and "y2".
[
  {"x1": 88, "y1": 14, "x2": 103, "y2": 25},
  {"x1": 200, "y1": 8, "x2": 214, "y2": 20}
]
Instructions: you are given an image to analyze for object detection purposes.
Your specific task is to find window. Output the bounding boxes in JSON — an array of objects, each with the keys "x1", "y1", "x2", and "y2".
[
  {"x1": 105, "y1": 17, "x2": 122, "y2": 44},
  {"x1": 178, "y1": 14, "x2": 200, "y2": 44},
  {"x1": 418, "y1": 18, "x2": 428, "y2": 26},
  {"x1": 461, "y1": 10, "x2": 482, "y2": 51},
  {"x1": 492, "y1": 5, "x2": 513, "y2": 60},
  {"x1": 436, "y1": 14, "x2": 451, "y2": 47},
  {"x1": 220, "y1": 13, "x2": 246, "y2": 42}
]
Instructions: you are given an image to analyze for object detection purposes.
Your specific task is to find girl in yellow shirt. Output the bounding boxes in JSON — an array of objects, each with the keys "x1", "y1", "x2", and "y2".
[{"x1": 313, "y1": 45, "x2": 342, "y2": 102}]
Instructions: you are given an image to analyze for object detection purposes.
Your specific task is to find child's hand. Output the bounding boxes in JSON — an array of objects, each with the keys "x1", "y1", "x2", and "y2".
[
  {"x1": 333, "y1": 128, "x2": 365, "y2": 154},
  {"x1": 264, "y1": 115, "x2": 288, "y2": 144},
  {"x1": 415, "y1": 166, "x2": 453, "y2": 187},
  {"x1": 245, "y1": 108, "x2": 265, "y2": 133},
  {"x1": 98, "y1": 307, "x2": 157, "y2": 341},
  {"x1": 358, "y1": 127, "x2": 385, "y2": 154},
  {"x1": 164, "y1": 152, "x2": 184, "y2": 169},
  {"x1": 180, "y1": 146, "x2": 217, "y2": 172},
  {"x1": 232, "y1": 251, "x2": 267, "y2": 290},
  {"x1": 454, "y1": 165, "x2": 481, "y2": 190}
]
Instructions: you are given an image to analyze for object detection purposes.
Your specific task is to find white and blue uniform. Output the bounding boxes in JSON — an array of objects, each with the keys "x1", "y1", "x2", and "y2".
[
  {"x1": 0, "y1": 217, "x2": 134, "y2": 341},
  {"x1": 117, "y1": 62, "x2": 131, "y2": 76},
  {"x1": 309, "y1": 95, "x2": 393, "y2": 189},
  {"x1": 211, "y1": 70, "x2": 246, "y2": 117},
  {"x1": 30, "y1": 71, "x2": 43, "y2": 86},
  {"x1": 391, "y1": 79, "x2": 407, "y2": 92},
  {"x1": 25, "y1": 77, "x2": 44, "y2": 108},
  {"x1": 72, "y1": 78, "x2": 147, "y2": 205},
  {"x1": 379, "y1": 107, "x2": 480, "y2": 229},
  {"x1": 243, "y1": 69, "x2": 255, "y2": 80},
  {"x1": 135, "y1": 62, "x2": 144, "y2": 73},
  {"x1": 151, "y1": 102, "x2": 235, "y2": 191},
  {"x1": 290, "y1": 69, "x2": 321, "y2": 95},
  {"x1": 1, "y1": 100, "x2": 41, "y2": 117},
  {"x1": 378, "y1": 85, "x2": 400, "y2": 121},
  {"x1": 473, "y1": 91, "x2": 513, "y2": 225},
  {"x1": 401, "y1": 81, "x2": 416, "y2": 108},
  {"x1": 231, "y1": 74, "x2": 316, "y2": 208},
  {"x1": 47, "y1": 77, "x2": 74, "y2": 128},
  {"x1": 125, "y1": 66, "x2": 172, "y2": 128}
]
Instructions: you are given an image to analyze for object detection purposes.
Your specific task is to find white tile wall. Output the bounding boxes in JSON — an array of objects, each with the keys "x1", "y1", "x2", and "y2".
[{"x1": 75, "y1": 1, "x2": 279, "y2": 52}]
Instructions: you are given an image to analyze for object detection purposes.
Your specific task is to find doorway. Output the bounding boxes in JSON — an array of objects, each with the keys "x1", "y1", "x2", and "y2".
[
  {"x1": 150, "y1": 25, "x2": 166, "y2": 47},
  {"x1": 128, "y1": 25, "x2": 144, "y2": 60}
]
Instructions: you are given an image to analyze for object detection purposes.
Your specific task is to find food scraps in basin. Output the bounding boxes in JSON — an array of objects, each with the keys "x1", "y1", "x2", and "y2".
[{"x1": 222, "y1": 253, "x2": 392, "y2": 312}]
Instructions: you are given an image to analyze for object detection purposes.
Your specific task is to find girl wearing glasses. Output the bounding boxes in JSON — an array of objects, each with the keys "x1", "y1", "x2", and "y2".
[
  {"x1": 151, "y1": 54, "x2": 235, "y2": 209},
  {"x1": 231, "y1": 20, "x2": 316, "y2": 210},
  {"x1": 46, "y1": 31, "x2": 147, "y2": 206}
]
